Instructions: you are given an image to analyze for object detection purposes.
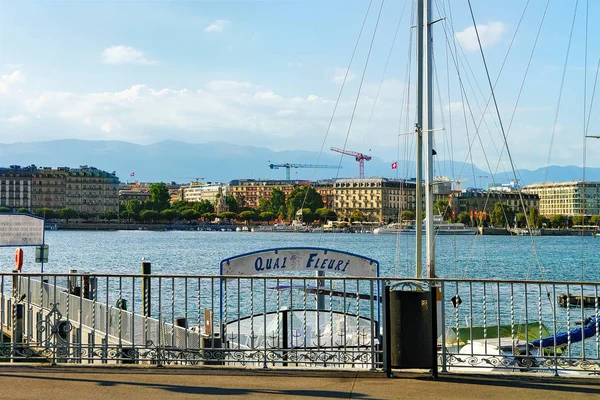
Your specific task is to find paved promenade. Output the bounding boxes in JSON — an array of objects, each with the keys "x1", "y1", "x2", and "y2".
[{"x1": 0, "y1": 365, "x2": 598, "y2": 400}]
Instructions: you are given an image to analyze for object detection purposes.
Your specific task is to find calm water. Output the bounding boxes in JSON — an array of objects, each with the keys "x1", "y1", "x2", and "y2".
[{"x1": 1, "y1": 230, "x2": 599, "y2": 282}]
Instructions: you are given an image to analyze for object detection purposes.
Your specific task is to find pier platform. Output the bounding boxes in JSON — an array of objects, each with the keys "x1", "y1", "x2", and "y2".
[{"x1": 0, "y1": 365, "x2": 598, "y2": 400}]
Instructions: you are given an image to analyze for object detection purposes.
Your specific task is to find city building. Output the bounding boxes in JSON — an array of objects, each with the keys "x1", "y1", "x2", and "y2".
[
  {"x1": 179, "y1": 182, "x2": 228, "y2": 213},
  {"x1": 0, "y1": 165, "x2": 119, "y2": 214},
  {"x1": 523, "y1": 181, "x2": 600, "y2": 216},
  {"x1": 228, "y1": 179, "x2": 299, "y2": 209},
  {"x1": 451, "y1": 188, "x2": 539, "y2": 217}
]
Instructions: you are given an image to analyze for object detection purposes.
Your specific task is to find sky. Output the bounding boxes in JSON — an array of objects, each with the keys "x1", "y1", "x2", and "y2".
[{"x1": 1, "y1": 0, "x2": 599, "y2": 177}]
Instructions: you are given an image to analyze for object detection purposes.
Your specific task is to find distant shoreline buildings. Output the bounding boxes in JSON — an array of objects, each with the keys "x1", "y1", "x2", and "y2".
[{"x1": 2, "y1": 164, "x2": 600, "y2": 222}]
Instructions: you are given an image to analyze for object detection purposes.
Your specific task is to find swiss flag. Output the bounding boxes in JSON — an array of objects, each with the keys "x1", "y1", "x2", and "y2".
[
  {"x1": 130, "y1": 172, "x2": 135, "y2": 177},
  {"x1": 391, "y1": 162, "x2": 397, "y2": 169}
]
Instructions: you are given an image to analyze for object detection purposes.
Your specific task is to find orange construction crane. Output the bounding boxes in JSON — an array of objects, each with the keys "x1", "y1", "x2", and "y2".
[{"x1": 330, "y1": 147, "x2": 372, "y2": 178}]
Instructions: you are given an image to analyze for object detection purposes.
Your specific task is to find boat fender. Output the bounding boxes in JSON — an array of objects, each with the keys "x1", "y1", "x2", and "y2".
[{"x1": 14, "y1": 248, "x2": 24, "y2": 271}]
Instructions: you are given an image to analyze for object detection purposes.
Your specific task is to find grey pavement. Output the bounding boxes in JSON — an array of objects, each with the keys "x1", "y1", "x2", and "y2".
[{"x1": 0, "y1": 365, "x2": 599, "y2": 400}]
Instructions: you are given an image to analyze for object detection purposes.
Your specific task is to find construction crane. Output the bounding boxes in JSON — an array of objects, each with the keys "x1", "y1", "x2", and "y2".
[
  {"x1": 330, "y1": 147, "x2": 372, "y2": 179},
  {"x1": 268, "y1": 163, "x2": 340, "y2": 180}
]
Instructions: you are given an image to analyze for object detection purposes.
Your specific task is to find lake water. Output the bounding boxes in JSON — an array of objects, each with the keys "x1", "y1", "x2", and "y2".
[{"x1": 1, "y1": 230, "x2": 599, "y2": 282}]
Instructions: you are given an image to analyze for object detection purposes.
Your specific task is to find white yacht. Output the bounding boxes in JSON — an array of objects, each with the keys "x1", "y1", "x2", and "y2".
[{"x1": 374, "y1": 215, "x2": 477, "y2": 235}]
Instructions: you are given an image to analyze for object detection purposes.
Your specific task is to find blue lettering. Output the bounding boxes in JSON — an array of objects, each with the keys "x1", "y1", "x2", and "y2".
[
  {"x1": 266, "y1": 258, "x2": 273, "y2": 270},
  {"x1": 320, "y1": 259, "x2": 328, "y2": 269},
  {"x1": 273, "y1": 258, "x2": 280, "y2": 269},
  {"x1": 327, "y1": 259, "x2": 336, "y2": 270},
  {"x1": 342, "y1": 260, "x2": 350, "y2": 272},
  {"x1": 335, "y1": 260, "x2": 344, "y2": 271},
  {"x1": 281, "y1": 257, "x2": 287, "y2": 269},
  {"x1": 254, "y1": 257, "x2": 264, "y2": 271},
  {"x1": 306, "y1": 253, "x2": 318, "y2": 269}
]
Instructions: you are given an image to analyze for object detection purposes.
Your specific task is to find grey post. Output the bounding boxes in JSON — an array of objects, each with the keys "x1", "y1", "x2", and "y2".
[{"x1": 142, "y1": 261, "x2": 151, "y2": 317}]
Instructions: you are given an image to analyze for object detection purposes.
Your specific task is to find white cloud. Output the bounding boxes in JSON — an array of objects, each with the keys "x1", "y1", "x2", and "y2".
[
  {"x1": 101, "y1": 46, "x2": 156, "y2": 65},
  {"x1": 204, "y1": 20, "x2": 229, "y2": 33},
  {"x1": 455, "y1": 22, "x2": 505, "y2": 52},
  {"x1": 7, "y1": 114, "x2": 26, "y2": 124},
  {"x1": 332, "y1": 67, "x2": 356, "y2": 84},
  {"x1": 3, "y1": 70, "x2": 25, "y2": 84},
  {"x1": 288, "y1": 62, "x2": 303, "y2": 68}
]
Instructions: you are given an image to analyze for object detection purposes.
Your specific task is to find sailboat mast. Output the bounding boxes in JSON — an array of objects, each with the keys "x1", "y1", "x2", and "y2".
[{"x1": 416, "y1": 0, "x2": 435, "y2": 279}]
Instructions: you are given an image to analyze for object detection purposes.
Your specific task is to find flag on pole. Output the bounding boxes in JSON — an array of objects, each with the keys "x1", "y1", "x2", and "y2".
[
  {"x1": 130, "y1": 172, "x2": 135, "y2": 177},
  {"x1": 391, "y1": 162, "x2": 397, "y2": 169},
  {"x1": 469, "y1": 210, "x2": 473, "y2": 221},
  {"x1": 483, "y1": 211, "x2": 487, "y2": 220}
]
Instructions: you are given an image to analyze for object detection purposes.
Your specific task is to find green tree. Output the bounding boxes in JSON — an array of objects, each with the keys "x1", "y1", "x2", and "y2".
[
  {"x1": 239, "y1": 210, "x2": 258, "y2": 223},
  {"x1": 528, "y1": 206, "x2": 540, "y2": 228},
  {"x1": 170, "y1": 200, "x2": 190, "y2": 211},
  {"x1": 17, "y1": 207, "x2": 29, "y2": 214},
  {"x1": 100, "y1": 211, "x2": 118, "y2": 222},
  {"x1": 590, "y1": 215, "x2": 600, "y2": 226},
  {"x1": 219, "y1": 211, "x2": 238, "y2": 221},
  {"x1": 149, "y1": 182, "x2": 171, "y2": 211},
  {"x1": 515, "y1": 212, "x2": 527, "y2": 228},
  {"x1": 286, "y1": 185, "x2": 323, "y2": 220},
  {"x1": 161, "y1": 209, "x2": 178, "y2": 222},
  {"x1": 140, "y1": 209, "x2": 160, "y2": 223},
  {"x1": 457, "y1": 211, "x2": 471, "y2": 225},
  {"x1": 259, "y1": 211, "x2": 275, "y2": 222},
  {"x1": 78, "y1": 211, "x2": 93, "y2": 221},
  {"x1": 550, "y1": 214, "x2": 567, "y2": 228},
  {"x1": 127, "y1": 199, "x2": 143, "y2": 215},
  {"x1": 120, "y1": 210, "x2": 134, "y2": 223},
  {"x1": 258, "y1": 198, "x2": 271, "y2": 213},
  {"x1": 490, "y1": 203, "x2": 514, "y2": 227},
  {"x1": 315, "y1": 207, "x2": 336, "y2": 222},
  {"x1": 181, "y1": 209, "x2": 199, "y2": 222},
  {"x1": 192, "y1": 200, "x2": 214, "y2": 215},
  {"x1": 350, "y1": 210, "x2": 365, "y2": 222},
  {"x1": 202, "y1": 212, "x2": 217, "y2": 222},
  {"x1": 400, "y1": 210, "x2": 416, "y2": 221},
  {"x1": 434, "y1": 200, "x2": 451, "y2": 220},
  {"x1": 269, "y1": 187, "x2": 286, "y2": 217},
  {"x1": 35, "y1": 208, "x2": 56, "y2": 219},
  {"x1": 225, "y1": 195, "x2": 239, "y2": 213},
  {"x1": 0, "y1": 206, "x2": 9, "y2": 213},
  {"x1": 572, "y1": 215, "x2": 586, "y2": 226},
  {"x1": 58, "y1": 208, "x2": 78, "y2": 223},
  {"x1": 300, "y1": 208, "x2": 315, "y2": 223}
]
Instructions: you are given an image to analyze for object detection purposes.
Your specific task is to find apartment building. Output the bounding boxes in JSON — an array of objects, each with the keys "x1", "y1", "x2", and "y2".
[
  {"x1": 451, "y1": 189, "x2": 539, "y2": 216},
  {"x1": 228, "y1": 179, "x2": 298, "y2": 209},
  {"x1": 0, "y1": 165, "x2": 119, "y2": 214},
  {"x1": 523, "y1": 181, "x2": 600, "y2": 216}
]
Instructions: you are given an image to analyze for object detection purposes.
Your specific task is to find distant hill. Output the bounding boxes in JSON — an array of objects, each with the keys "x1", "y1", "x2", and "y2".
[{"x1": 0, "y1": 139, "x2": 599, "y2": 186}]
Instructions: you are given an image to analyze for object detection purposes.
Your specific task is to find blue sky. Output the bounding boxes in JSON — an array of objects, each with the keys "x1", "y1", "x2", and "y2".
[{"x1": 1, "y1": 0, "x2": 599, "y2": 176}]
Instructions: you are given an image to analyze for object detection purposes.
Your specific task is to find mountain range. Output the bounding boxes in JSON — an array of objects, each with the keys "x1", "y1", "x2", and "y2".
[{"x1": 0, "y1": 139, "x2": 598, "y2": 188}]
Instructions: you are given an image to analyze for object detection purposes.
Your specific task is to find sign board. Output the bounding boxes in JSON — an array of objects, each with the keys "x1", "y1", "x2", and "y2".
[
  {"x1": 0, "y1": 214, "x2": 44, "y2": 246},
  {"x1": 36, "y1": 245, "x2": 49, "y2": 263},
  {"x1": 220, "y1": 247, "x2": 379, "y2": 278}
]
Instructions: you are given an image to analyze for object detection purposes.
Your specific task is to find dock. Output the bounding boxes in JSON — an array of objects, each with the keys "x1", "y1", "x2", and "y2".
[{"x1": 557, "y1": 294, "x2": 600, "y2": 308}]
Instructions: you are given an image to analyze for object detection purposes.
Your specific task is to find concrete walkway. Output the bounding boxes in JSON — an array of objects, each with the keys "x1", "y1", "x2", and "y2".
[{"x1": 0, "y1": 365, "x2": 598, "y2": 400}]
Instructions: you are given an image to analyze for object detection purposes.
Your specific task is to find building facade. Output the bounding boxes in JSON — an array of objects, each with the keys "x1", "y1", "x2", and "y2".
[
  {"x1": 451, "y1": 189, "x2": 539, "y2": 217},
  {"x1": 0, "y1": 165, "x2": 119, "y2": 214},
  {"x1": 228, "y1": 179, "x2": 298, "y2": 209},
  {"x1": 523, "y1": 181, "x2": 600, "y2": 216}
]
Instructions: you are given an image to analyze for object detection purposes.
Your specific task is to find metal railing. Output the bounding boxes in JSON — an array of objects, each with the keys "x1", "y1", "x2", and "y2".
[{"x1": 0, "y1": 272, "x2": 598, "y2": 374}]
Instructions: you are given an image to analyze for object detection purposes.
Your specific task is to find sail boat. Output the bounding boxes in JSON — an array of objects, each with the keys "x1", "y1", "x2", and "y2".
[{"x1": 411, "y1": 0, "x2": 599, "y2": 373}]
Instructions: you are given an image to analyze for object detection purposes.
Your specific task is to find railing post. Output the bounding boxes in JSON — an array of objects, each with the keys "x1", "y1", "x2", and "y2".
[
  {"x1": 383, "y1": 284, "x2": 392, "y2": 377},
  {"x1": 142, "y1": 261, "x2": 151, "y2": 318}
]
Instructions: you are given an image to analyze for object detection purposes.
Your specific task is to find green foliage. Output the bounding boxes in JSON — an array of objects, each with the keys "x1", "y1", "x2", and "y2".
[
  {"x1": 0, "y1": 206, "x2": 9, "y2": 213},
  {"x1": 258, "y1": 198, "x2": 270, "y2": 213},
  {"x1": 315, "y1": 208, "x2": 337, "y2": 222},
  {"x1": 140, "y1": 209, "x2": 160, "y2": 223},
  {"x1": 572, "y1": 215, "x2": 586, "y2": 226},
  {"x1": 349, "y1": 210, "x2": 365, "y2": 222},
  {"x1": 457, "y1": 211, "x2": 471, "y2": 225},
  {"x1": 515, "y1": 213, "x2": 527, "y2": 228},
  {"x1": 528, "y1": 206, "x2": 540, "y2": 228},
  {"x1": 100, "y1": 211, "x2": 118, "y2": 222},
  {"x1": 161, "y1": 209, "x2": 178, "y2": 222},
  {"x1": 35, "y1": 208, "x2": 56, "y2": 219},
  {"x1": 400, "y1": 210, "x2": 416, "y2": 221},
  {"x1": 17, "y1": 208, "x2": 29, "y2": 214},
  {"x1": 181, "y1": 209, "x2": 199, "y2": 222},
  {"x1": 78, "y1": 211, "x2": 93, "y2": 221},
  {"x1": 192, "y1": 200, "x2": 214, "y2": 215},
  {"x1": 149, "y1": 182, "x2": 171, "y2": 211},
  {"x1": 239, "y1": 210, "x2": 258, "y2": 222},
  {"x1": 120, "y1": 210, "x2": 134, "y2": 223},
  {"x1": 434, "y1": 200, "x2": 451, "y2": 220},
  {"x1": 201, "y1": 212, "x2": 217, "y2": 222},
  {"x1": 171, "y1": 200, "x2": 191, "y2": 211},
  {"x1": 300, "y1": 208, "x2": 314, "y2": 223},
  {"x1": 269, "y1": 187, "x2": 286, "y2": 217},
  {"x1": 219, "y1": 211, "x2": 238, "y2": 220},
  {"x1": 286, "y1": 185, "x2": 323, "y2": 220},
  {"x1": 550, "y1": 214, "x2": 567, "y2": 228},
  {"x1": 491, "y1": 203, "x2": 514, "y2": 227},
  {"x1": 126, "y1": 199, "x2": 142, "y2": 215},
  {"x1": 590, "y1": 215, "x2": 600, "y2": 226},
  {"x1": 58, "y1": 208, "x2": 78, "y2": 223},
  {"x1": 259, "y1": 211, "x2": 275, "y2": 222},
  {"x1": 225, "y1": 195, "x2": 239, "y2": 213}
]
